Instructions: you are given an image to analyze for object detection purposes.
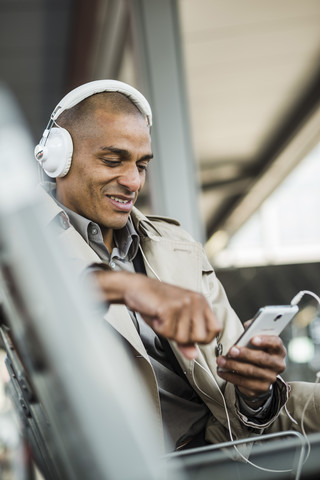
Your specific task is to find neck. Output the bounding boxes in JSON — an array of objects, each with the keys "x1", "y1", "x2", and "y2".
[{"x1": 103, "y1": 229, "x2": 114, "y2": 253}]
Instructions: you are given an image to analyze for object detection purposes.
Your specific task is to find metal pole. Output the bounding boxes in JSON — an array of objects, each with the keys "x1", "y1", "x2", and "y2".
[{"x1": 129, "y1": 0, "x2": 204, "y2": 242}]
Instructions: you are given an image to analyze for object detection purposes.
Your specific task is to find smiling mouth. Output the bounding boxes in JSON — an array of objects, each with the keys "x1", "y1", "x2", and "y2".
[
  {"x1": 110, "y1": 195, "x2": 131, "y2": 204},
  {"x1": 107, "y1": 195, "x2": 134, "y2": 211}
]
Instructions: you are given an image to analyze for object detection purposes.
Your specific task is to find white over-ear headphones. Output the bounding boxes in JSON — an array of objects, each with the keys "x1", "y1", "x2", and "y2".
[{"x1": 34, "y1": 79, "x2": 152, "y2": 178}]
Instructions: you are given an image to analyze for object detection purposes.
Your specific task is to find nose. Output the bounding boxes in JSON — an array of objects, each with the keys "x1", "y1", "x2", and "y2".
[{"x1": 118, "y1": 166, "x2": 141, "y2": 192}]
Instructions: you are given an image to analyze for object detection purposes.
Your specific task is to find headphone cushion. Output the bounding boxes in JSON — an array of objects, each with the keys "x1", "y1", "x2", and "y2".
[{"x1": 42, "y1": 127, "x2": 73, "y2": 178}]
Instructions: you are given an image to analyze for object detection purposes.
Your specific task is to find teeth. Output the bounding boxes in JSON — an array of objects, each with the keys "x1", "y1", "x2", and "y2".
[{"x1": 110, "y1": 196, "x2": 130, "y2": 204}]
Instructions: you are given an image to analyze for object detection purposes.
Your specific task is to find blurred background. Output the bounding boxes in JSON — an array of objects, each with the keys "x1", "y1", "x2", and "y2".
[{"x1": 1, "y1": 0, "x2": 320, "y2": 409}]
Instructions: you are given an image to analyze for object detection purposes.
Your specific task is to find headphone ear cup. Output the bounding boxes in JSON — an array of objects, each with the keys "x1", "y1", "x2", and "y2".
[{"x1": 39, "y1": 127, "x2": 73, "y2": 178}]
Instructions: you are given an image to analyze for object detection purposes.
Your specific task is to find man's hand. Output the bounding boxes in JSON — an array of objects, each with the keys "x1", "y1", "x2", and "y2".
[
  {"x1": 93, "y1": 270, "x2": 221, "y2": 359},
  {"x1": 216, "y1": 334, "x2": 286, "y2": 403}
]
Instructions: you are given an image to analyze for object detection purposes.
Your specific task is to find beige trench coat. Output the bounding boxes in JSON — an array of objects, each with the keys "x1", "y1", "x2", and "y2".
[{"x1": 38, "y1": 184, "x2": 320, "y2": 450}]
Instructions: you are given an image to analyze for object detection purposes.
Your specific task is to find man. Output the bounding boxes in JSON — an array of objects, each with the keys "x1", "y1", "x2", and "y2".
[{"x1": 35, "y1": 80, "x2": 319, "y2": 452}]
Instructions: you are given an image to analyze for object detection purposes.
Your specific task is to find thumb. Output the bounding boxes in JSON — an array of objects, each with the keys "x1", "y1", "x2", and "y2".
[{"x1": 177, "y1": 344, "x2": 198, "y2": 360}]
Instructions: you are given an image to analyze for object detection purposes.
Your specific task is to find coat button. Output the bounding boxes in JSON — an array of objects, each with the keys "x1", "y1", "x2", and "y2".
[
  {"x1": 215, "y1": 343, "x2": 223, "y2": 357},
  {"x1": 59, "y1": 212, "x2": 69, "y2": 230}
]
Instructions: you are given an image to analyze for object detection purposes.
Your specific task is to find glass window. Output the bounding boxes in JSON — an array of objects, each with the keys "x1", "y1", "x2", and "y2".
[{"x1": 213, "y1": 141, "x2": 320, "y2": 268}]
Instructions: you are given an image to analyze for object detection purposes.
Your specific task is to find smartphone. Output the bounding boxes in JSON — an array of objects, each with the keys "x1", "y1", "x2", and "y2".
[{"x1": 234, "y1": 304, "x2": 299, "y2": 348}]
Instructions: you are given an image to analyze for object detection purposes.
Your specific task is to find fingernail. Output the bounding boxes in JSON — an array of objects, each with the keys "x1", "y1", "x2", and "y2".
[
  {"x1": 252, "y1": 336, "x2": 261, "y2": 345},
  {"x1": 229, "y1": 346, "x2": 240, "y2": 357},
  {"x1": 217, "y1": 357, "x2": 226, "y2": 366},
  {"x1": 217, "y1": 367, "x2": 227, "y2": 374}
]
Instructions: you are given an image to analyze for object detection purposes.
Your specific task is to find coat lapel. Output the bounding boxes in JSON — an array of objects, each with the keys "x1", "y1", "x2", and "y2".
[{"x1": 104, "y1": 305, "x2": 150, "y2": 361}]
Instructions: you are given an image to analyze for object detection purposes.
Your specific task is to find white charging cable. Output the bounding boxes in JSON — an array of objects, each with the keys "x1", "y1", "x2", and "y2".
[
  {"x1": 290, "y1": 289, "x2": 320, "y2": 307},
  {"x1": 192, "y1": 359, "x2": 305, "y2": 476},
  {"x1": 139, "y1": 245, "x2": 162, "y2": 281},
  {"x1": 288, "y1": 290, "x2": 320, "y2": 465},
  {"x1": 192, "y1": 289, "x2": 320, "y2": 477}
]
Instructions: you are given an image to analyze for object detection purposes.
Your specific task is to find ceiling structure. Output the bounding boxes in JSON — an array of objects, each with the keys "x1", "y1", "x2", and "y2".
[
  {"x1": 180, "y1": 0, "x2": 320, "y2": 244},
  {"x1": 1, "y1": 0, "x2": 320, "y2": 253}
]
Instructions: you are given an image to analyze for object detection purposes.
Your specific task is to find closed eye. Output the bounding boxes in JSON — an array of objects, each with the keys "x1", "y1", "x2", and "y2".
[
  {"x1": 137, "y1": 163, "x2": 149, "y2": 172},
  {"x1": 100, "y1": 158, "x2": 121, "y2": 167}
]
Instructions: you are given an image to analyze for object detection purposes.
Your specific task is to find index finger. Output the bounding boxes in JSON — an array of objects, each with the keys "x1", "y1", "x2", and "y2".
[
  {"x1": 250, "y1": 334, "x2": 286, "y2": 353},
  {"x1": 178, "y1": 344, "x2": 198, "y2": 360},
  {"x1": 198, "y1": 303, "x2": 221, "y2": 344},
  {"x1": 186, "y1": 293, "x2": 221, "y2": 344},
  {"x1": 227, "y1": 343, "x2": 286, "y2": 372}
]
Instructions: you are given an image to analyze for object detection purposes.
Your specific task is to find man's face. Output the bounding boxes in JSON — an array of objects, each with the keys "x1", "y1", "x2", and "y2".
[{"x1": 56, "y1": 108, "x2": 152, "y2": 245}]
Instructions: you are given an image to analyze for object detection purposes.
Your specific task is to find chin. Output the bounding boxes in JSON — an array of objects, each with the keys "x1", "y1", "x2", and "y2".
[{"x1": 109, "y1": 217, "x2": 130, "y2": 230}]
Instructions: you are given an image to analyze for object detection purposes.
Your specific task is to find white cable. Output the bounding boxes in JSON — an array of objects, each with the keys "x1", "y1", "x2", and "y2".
[
  {"x1": 192, "y1": 359, "x2": 304, "y2": 477},
  {"x1": 284, "y1": 404, "x2": 298, "y2": 425},
  {"x1": 291, "y1": 290, "x2": 320, "y2": 306},
  {"x1": 299, "y1": 374, "x2": 320, "y2": 466},
  {"x1": 289, "y1": 289, "x2": 320, "y2": 457},
  {"x1": 139, "y1": 244, "x2": 162, "y2": 282}
]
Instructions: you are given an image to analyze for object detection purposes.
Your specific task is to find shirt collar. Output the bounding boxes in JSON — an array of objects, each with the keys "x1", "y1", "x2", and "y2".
[
  {"x1": 115, "y1": 217, "x2": 139, "y2": 261},
  {"x1": 47, "y1": 183, "x2": 139, "y2": 261}
]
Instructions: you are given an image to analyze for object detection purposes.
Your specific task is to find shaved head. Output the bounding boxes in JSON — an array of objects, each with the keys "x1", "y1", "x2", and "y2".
[{"x1": 57, "y1": 92, "x2": 147, "y2": 137}]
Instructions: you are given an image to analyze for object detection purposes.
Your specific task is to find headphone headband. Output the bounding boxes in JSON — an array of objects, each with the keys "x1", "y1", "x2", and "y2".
[
  {"x1": 51, "y1": 79, "x2": 152, "y2": 126},
  {"x1": 35, "y1": 79, "x2": 152, "y2": 178}
]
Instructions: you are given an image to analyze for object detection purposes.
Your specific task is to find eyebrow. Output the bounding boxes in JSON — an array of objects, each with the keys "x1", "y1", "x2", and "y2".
[{"x1": 100, "y1": 146, "x2": 153, "y2": 162}]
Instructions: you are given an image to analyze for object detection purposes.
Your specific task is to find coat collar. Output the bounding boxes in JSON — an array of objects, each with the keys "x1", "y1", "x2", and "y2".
[{"x1": 130, "y1": 207, "x2": 180, "y2": 239}]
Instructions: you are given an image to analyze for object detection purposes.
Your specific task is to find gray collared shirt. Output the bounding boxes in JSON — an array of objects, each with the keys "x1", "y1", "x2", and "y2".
[{"x1": 61, "y1": 203, "x2": 139, "y2": 270}]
